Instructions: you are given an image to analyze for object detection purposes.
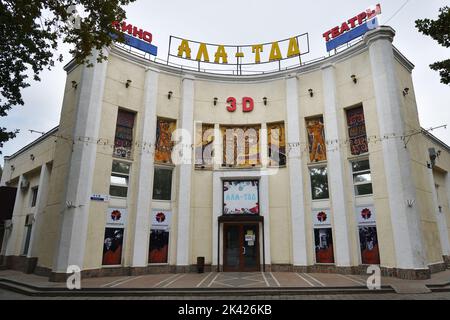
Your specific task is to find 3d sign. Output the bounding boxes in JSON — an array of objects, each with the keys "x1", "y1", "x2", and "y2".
[
  {"x1": 226, "y1": 97, "x2": 254, "y2": 113},
  {"x1": 112, "y1": 21, "x2": 158, "y2": 56},
  {"x1": 323, "y1": 4, "x2": 382, "y2": 52}
]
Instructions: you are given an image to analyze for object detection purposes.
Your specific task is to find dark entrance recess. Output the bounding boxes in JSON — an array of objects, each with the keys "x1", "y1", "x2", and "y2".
[{"x1": 218, "y1": 215, "x2": 264, "y2": 272}]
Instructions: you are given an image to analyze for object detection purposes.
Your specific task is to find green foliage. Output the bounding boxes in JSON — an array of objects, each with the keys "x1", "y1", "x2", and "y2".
[
  {"x1": 415, "y1": 6, "x2": 450, "y2": 85},
  {"x1": 0, "y1": 0, "x2": 135, "y2": 152}
]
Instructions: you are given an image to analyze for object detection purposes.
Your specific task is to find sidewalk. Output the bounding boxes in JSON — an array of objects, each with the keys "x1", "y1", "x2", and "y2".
[{"x1": 0, "y1": 269, "x2": 449, "y2": 298}]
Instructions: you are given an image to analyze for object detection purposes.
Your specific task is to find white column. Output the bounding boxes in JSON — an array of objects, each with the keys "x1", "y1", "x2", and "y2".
[
  {"x1": 428, "y1": 168, "x2": 450, "y2": 256},
  {"x1": 365, "y1": 27, "x2": 427, "y2": 270},
  {"x1": 260, "y1": 174, "x2": 271, "y2": 266},
  {"x1": 27, "y1": 163, "x2": 51, "y2": 258},
  {"x1": 321, "y1": 64, "x2": 352, "y2": 267},
  {"x1": 53, "y1": 49, "x2": 109, "y2": 273},
  {"x1": 176, "y1": 75, "x2": 195, "y2": 267},
  {"x1": 5, "y1": 175, "x2": 25, "y2": 256},
  {"x1": 285, "y1": 75, "x2": 308, "y2": 266},
  {"x1": 131, "y1": 68, "x2": 159, "y2": 267},
  {"x1": 446, "y1": 173, "x2": 450, "y2": 254}
]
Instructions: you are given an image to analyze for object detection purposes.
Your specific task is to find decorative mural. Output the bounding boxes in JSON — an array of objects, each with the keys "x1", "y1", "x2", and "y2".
[
  {"x1": 155, "y1": 118, "x2": 177, "y2": 164},
  {"x1": 268, "y1": 122, "x2": 286, "y2": 167},
  {"x1": 114, "y1": 110, "x2": 135, "y2": 159},
  {"x1": 346, "y1": 107, "x2": 369, "y2": 156},
  {"x1": 221, "y1": 125, "x2": 261, "y2": 167},
  {"x1": 306, "y1": 117, "x2": 327, "y2": 162},
  {"x1": 223, "y1": 180, "x2": 260, "y2": 215},
  {"x1": 195, "y1": 123, "x2": 215, "y2": 168}
]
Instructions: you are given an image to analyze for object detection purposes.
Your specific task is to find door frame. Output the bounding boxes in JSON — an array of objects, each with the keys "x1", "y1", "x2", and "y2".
[{"x1": 219, "y1": 215, "x2": 264, "y2": 272}]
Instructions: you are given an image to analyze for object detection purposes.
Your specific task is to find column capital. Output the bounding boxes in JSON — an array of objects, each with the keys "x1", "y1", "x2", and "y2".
[{"x1": 364, "y1": 26, "x2": 396, "y2": 47}]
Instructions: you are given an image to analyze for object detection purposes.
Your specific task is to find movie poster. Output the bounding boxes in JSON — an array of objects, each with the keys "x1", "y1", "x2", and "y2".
[
  {"x1": 223, "y1": 180, "x2": 259, "y2": 215},
  {"x1": 306, "y1": 117, "x2": 327, "y2": 162},
  {"x1": 314, "y1": 228, "x2": 335, "y2": 264},
  {"x1": 155, "y1": 118, "x2": 177, "y2": 164},
  {"x1": 102, "y1": 228, "x2": 124, "y2": 266},
  {"x1": 221, "y1": 125, "x2": 260, "y2": 167},
  {"x1": 149, "y1": 230, "x2": 169, "y2": 264},
  {"x1": 346, "y1": 107, "x2": 368, "y2": 156},
  {"x1": 195, "y1": 123, "x2": 215, "y2": 168},
  {"x1": 268, "y1": 122, "x2": 286, "y2": 167},
  {"x1": 359, "y1": 226, "x2": 380, "y2": 265}
]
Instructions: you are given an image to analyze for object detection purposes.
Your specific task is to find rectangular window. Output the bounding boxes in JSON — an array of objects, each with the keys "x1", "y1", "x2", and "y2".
[
  {"x1": 109, "y1": 161, "x2": 131, "y2": 198},
  {"x1": 223, "y1": 180, "x2": 260, "y2": 215},
  {"x1": 346, "y1": 106, "x2": 368, "y2": 156},
  {"x1": 267, "y1": 122, "x2": 286, "y2": 167},
  {"x1": 314, "y1": 228, "x2": 335, "y2": 264},
  {"x1": 306, "y1": 117, "x2": 327, "y2": 163},
  {"x1": 155, "y1": 118, "x2": 177, "y2": 164},
  {"x1": 30, "y1": 187, "x2": 39, "y2": 207},
  {"x1": 152, "y1": 167, "x2": 173, "y2": 201},
  {"x1": 221, "y1": 125, "x2": 261, "y2": 168},
  {"x1": 352, "y1": 160, "x2": 373, "y2": 196},
  {"x1": 195, "y1": 123, "x2": 215, "y2": 169},
  {"x1": 310, "y1": 167, "x2": 329, "y2": 200},
  {"x1": 114, "y1": 109, "x2": 136, "y2": 159}
]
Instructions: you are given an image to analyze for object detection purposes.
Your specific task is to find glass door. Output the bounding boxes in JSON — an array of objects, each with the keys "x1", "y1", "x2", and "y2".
[{"x1": 223, "y1": 224, "x2": 260, "y2": 272}]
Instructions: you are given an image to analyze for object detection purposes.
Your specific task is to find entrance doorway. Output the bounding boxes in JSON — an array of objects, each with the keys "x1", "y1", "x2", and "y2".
[{"x1": 223, "y1": 224, "x2": 260, "y2": 272}]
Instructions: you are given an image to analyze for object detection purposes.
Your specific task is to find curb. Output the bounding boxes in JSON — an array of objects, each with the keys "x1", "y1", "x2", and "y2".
[{"x1": 0, "y1": 278, "x2": 396, "y2": 297}]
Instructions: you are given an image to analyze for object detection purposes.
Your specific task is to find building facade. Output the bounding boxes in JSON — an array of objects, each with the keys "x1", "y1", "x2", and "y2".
[{"x1": 1, "y1": 26, "x2": 450, "y2": 281}]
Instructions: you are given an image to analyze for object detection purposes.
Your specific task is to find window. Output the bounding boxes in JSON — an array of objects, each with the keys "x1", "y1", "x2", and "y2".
[
  {"x1": 346, "y1": 106, "x2": 368, "y2": 156},
  {"x1": 30, "y1": 187, "x2": 38, "y2": 207},
  {"x1": 310, "y1": 167, "x2": 329, "y2": 200},
  {"x1": 352, "y1": 160, "x2": 373, "y2": 196},
  {"x1": 195, "y1": 123, "x2": 215, "y2": 169},
  {"x1": 153, "y1": 167, "x2": 173, "y2": 201},
  {"x1": 268, "y1": 122, "x2": 286, "y2": 167},
  {"x1": 306, "y1": 117, "x2": 327, "y2": 163},
  {"x1": 109, "y1": 161, "x2": 131, "y2": 198},
  {"x1": 114, "y1": 109, "x2": 136, "y2": 159}
]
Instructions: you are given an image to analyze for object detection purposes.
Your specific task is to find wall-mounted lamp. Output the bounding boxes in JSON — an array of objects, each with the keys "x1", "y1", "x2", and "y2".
[
  {"x1": 213, "y1": 97, "x2": 218, "y2": 106},
  {"x1": 30, "y1": 154, "x2": 35, "y2": 161},
  {"x1": 263, "y1": 97, "x2": 268, "y2": 106},
  {"x1": 403, "y1": 87, "x2": 410, "y2": 96},
  {"x1": 407, "y1": 199, "x2": 416, "y2": 208},
  {"x1": 308, "y1": 89, "x2": 314, "y2": 98},
  {"x1": 125, "y1": 80, "x2": 132, "y2": 88},
  {"x1": 438, "y1": 205, "x2": 443, "y2": 213},
  {"x1": 71, "y1": 81, "x2": 78, "y2": 89},
  {"x1": 10, "y1": 165, "x2": 15, "y2": 171},
  {"x1": 351, "y1": 75, "x2": 358, "y2": 84},
  {"x1": 168, "y1": 91, "x2": 173, "y2": 100}
]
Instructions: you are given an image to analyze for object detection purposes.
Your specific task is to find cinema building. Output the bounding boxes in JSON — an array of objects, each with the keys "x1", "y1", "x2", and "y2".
[{"x1": 1, "y1": 26, "x2": 450, "y2": 281}]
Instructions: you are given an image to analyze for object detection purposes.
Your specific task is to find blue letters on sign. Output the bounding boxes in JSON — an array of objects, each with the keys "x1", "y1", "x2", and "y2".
[
  {"x1": 326, "y1": 18, "x2": 379, "y2": 52},
  {"x1": 111, "y1": 33, "x2": 158, "y2": 56}
]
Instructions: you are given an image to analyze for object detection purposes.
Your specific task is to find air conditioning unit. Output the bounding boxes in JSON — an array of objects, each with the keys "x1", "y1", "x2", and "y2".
[
  {"x1": 20, "y1": 178, "x2": 30, "y2": 190},
  {"x1": 25, "y1": 214, "x2": 34, "y2": 226}
]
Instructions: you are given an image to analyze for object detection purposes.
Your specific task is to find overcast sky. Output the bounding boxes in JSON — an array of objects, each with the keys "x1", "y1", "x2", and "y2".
[{"x1": 1, "y1": 0, "x2": 449, "y2": 164}]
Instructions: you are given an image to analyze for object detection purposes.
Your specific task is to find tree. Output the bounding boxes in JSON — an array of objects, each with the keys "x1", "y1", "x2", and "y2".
[
  {"x1": 0, "y1": 0, "x2": 135, "y2": 153},
  {"x1": 416, "y1": 6, "x2": 450, "y2": 85}
]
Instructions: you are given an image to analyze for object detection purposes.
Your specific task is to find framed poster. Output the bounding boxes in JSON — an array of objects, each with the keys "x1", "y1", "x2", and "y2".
[
  {"x1": 149, "y1": 230, "x2": 170, "y2": 264},
  {"x1": 195, "y1": 123, "x2": 215, "y2": 168},
  {"x1": 102, "y1": 228, "x2": 124, "y2": 266},
  {"x1": 346, "y1": 107, "x2": 368, "y2": 156},
  {"x1": 359, "y1": 226, "x2": 380, "y2": 265},
  {"x1": 223, "y1": 180, "x2": 259, "y2": 215},
  {"x1": 314, "y1": 228, "x2": 335, "y2": 264},
  {"x1": 267, "y1": 122, "x2": 286, "y2": 167}
]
